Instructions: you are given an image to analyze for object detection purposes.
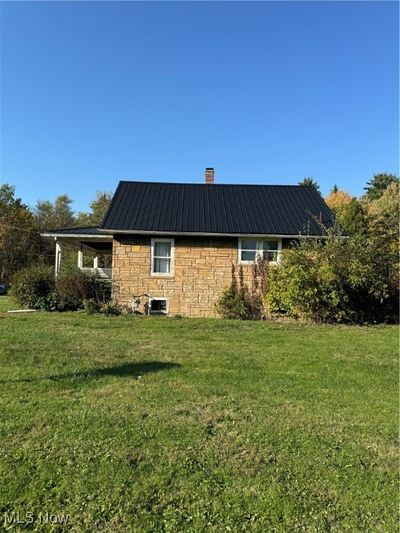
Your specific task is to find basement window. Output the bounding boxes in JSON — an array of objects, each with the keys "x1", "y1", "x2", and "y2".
[
  {"x1": 238, "y1": 238, "x2": 282, "y2": 263},
  {"x1": 151, "y1": 239, "x2": 174, "y2": 275},
  {"x1": 148, "y1": 298, "x2": 169, "y2": 315}
]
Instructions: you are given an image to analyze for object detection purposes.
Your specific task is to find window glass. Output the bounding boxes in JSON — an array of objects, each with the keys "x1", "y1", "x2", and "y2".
[
  {"x1": 241, "y1": 240, "x2": 257, "y2": 250},
  {"x1": 262, "y1": 241, "x2": 278, "y2": 251},
  {"x1": 239, "y1": 239, "x2": 280, "y2": 263},
  {"x1": 154, "y1": 241, "x2": 171, "y2": 258},
  {"x1": 153, "y1": 241, "x2": 172, "y2": 274},
  {"x1": 154, "y1": 258, "x2": 170, "y2": 273},
  {"x1": 262, "y1": 250, "x2": 278, "y2": 261},
  {"x1": 241, "y1": 250, "x2": 256, "y2": 262}
]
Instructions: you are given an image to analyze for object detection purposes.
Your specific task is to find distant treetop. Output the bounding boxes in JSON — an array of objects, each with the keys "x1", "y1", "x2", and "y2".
[
  {"x1": 298, "y1": 177, "x2": 320, "y2": 192},
  {"x1": 364, "y1": 173, "x2": 399, "y2": 201}
]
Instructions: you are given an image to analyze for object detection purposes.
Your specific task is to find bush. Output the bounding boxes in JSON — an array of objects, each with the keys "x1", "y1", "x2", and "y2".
[
  {"x1": 265, "y1": 233, "x2": 399, "y2": 324},
  {"x1": 216, "y1": 262, "x2": 268, "y2": 320},
  {"x1": 216, "y1": 285, "x2": 248, "y2": 319},
  {"x1": 11, "y1": 265, "x2": 111, "y2": 312},
  {"x1": 83, "y1": 298, "x2": 101, "y2": 314},
  {"x1": 10, "y1": 266, "x2": 59, "y2": 311},
  {"x1": 100, "y1": 300, "x2": 121, "y2": 316},
  {"x1": 56, "y1": 268, "x2": 110, "y2": 311},
  {"x1": 83, "y1": 298, "x2": 120, "y2": 316}
]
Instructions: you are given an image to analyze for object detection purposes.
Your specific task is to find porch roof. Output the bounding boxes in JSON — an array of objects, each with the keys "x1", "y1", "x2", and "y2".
[
  {"x1": 40, "y1": 226, "x2": 112, "y2": 239},
  {"x1": 40, "y1": 226, "x2": 112, "y2": 253}
]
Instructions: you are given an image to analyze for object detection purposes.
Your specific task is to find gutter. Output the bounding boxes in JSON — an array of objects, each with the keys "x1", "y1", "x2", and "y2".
[
  {"x1": 40, "y1": 230, "x2": 347, "y2": 240},
  {"x1": 40, "y1": 232, "x2": 113, "y2": 240},
  {"x1": 98, "y1": 229, "x2": 334, "y2": 239}
]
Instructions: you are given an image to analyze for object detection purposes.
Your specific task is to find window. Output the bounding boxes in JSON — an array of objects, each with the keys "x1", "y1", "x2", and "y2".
[
  {"x1": 151, "y1": 239, "x2": 174, "y2": 275},
  {"x1": 239, "y1": 238, "x2": 281, "y2": 263},
  {"x1": 148, "y1": 298, "x2": 169, "y2": 315}
]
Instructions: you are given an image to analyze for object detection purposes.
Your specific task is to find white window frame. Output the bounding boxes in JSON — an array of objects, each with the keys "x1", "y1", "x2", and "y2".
[
  {"x1": 151, "y1": 238, "x2": 174, "y2": 276},
  {"x1": 238, "y1": 238, "x2": 282, "y2": 264}
]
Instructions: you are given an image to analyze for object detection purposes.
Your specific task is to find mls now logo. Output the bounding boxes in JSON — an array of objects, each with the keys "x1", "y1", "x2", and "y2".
[{"x1": 3, "y1": 511, "x2": 70, "y2": 526}]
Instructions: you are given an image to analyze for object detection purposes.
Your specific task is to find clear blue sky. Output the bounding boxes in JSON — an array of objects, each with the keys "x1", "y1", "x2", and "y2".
[{"x1": 1, "y1": 1, "x2": 398, "y2": 212}]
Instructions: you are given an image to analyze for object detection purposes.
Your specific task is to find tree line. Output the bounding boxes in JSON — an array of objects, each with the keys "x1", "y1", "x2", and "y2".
[
  {"x1": 0, "y1": 172, "x2": 398, "y2": 285},
  {"x1": 298, "y1": 172, "x2": 398, "y2": 242},
  {"x1": 0, "y1": 188, "x2": 112, "y2": 281},
  {"x1": 217, "y1": 172, "x2": 399, "y2": 323}
]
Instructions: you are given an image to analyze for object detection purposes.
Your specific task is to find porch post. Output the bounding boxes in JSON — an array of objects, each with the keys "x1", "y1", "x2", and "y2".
[
  {"x1": 77, "y1": 248, "x2": 83, "y2": 269},
  {"x1": 55, "y1": 240, "x2": 62, "y2": 277},
  {"x1": 93, "y1": 255, "x2": 99, "y2": 270}
]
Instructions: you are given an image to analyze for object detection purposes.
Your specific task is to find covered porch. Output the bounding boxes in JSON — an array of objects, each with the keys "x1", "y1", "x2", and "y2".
[{"x1": 40, "y1": 227, "x2": 113, "y2": 279}]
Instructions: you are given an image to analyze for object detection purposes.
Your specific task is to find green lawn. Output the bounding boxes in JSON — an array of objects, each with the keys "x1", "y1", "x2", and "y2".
[{"x1": 0, "y1": 296, "x2": 398, "y2": 532}]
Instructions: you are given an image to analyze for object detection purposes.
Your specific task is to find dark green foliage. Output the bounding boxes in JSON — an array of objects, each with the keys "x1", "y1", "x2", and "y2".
[
  {"x1": 75, "y1": 191, "x2": 113, "y2": 226},
  {"x1": 363, "y1": 173, "x2": 399, "y2": 201},
  {"x1": 215, "y1": 265, "x2": 247, "y2": 319},
  {"x1": 83, "y1": 298, "x2": 101, "y2": 314},
  {"x1": 11, "y1": 266, "x2": 111, "y2": 311},
  {"x1": 298, "y1": 177, "x2": 320, "y2": 192},
  {"x1": 339, "y1": 198, "x2": 368, "y2": 236},
  {"x1": 10, "y1": 265, "x2": 58, "y2": 310},
  {"x1": 56, "y1": 268, "x2": 110, "y2": 311},
  {"x1": 215, "y1": 285, "x2": 248, "y2": 320},
  {"x1": 239, "y1": 259, "x2": 268, "y2": 320},
  {"x1": 56, "y1": 270, "x2": 91, "y2": 311},
  {"x1": 266, "y1": 233, "x2": 398, "y2": 323},
  {"x1": 83, "y1": 298, "x2": 120, "y2": 316},
  {"x1": 100, "y1": 300, "x2": 122, "y2": 316},
  {"x1": 0, "y1": 184, "x2": 38, "y2": 282},
  {"x1": 216, "y1": 261, "x2": 268, "y2": 320},
  {"x1": 34, "y1": 194, "x2": 75, "y2": 230}
]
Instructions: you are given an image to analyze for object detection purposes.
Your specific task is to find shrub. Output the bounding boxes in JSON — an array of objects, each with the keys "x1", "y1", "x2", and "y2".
[
  {"x1": 83, "y1": 298, "x2": 101, "y2": 315},
  {"x1": 216, "y1": 261, "x2": 268, "y2": 320},
  {"x1": 239, "y1": 258, "x2": 268, "y2": 320},
  {"x1": 56, "y1": 268, "x2": 110, "y2": 311},
  {"x1": 56, "y1": 270, "x2": 90, "y2": 311},
  {"x1": 216, "y1": 285, "x2": 248, "y2": 319},
  {"x1": 10, "y1": 266, "x2": 58, "y2": 311},
  {"x1": 11, "y1": 265, "x2": 112, "y2": 312},
  {"x1": 100, "y1": 300, "x2": 121, "y2": 316},
  {"x1": 265, "y1": 233, "x2": 399, "y2": 324}
]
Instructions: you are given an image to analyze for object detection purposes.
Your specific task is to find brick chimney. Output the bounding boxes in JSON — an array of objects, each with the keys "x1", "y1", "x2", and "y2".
[{"x1": 205, "y1": 167, "x2": 214, "y2": 184}]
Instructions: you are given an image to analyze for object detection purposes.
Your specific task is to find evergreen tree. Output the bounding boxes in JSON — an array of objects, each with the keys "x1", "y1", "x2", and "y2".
[
  {"x1": 364, "y1": 173, "x2": 399, "y2": 201},
  {"x1": 298, "y1": 177, "x2": 320, "y2": 192}
]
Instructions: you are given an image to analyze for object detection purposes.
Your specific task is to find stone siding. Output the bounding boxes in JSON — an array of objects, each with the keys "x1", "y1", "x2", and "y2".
[{"x1": 112, "y1": 235, "x2": 251, "y2": 317}]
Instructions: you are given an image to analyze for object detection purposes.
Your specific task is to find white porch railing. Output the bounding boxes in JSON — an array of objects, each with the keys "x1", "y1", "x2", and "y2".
[
  {"x1": 54, "y1": 240, "x2": 112, "y2": 279},
  {"x1": 79, "y1": 267, "x2": 112, "y2": 279}
]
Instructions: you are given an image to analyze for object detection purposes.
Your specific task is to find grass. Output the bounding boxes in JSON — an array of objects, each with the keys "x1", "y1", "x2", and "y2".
[{"x1": 0, "y1": 296, "x2": 398, "y2": 532}]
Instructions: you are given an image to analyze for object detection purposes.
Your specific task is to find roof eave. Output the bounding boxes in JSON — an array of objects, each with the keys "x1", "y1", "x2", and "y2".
[
  {"x1": 99, "y1": 228, "x2": 333, "y2": 239},
  {"x1": 40, "y1": 232, "x2": 113, "y2": 240}
]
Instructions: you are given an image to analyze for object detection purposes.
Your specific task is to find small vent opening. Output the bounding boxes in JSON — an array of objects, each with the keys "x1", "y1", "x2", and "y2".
[{"x1": 149, "y1": 298, "x2": 168, "y2": 315}]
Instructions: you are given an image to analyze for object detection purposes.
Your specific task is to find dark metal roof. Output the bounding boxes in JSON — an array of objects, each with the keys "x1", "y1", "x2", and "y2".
[
  {"x1": 101, "y1": 181, "x2": 334, "y2": 236},
  {"x1": 41, "y1": 227, "x2": 108, "y2": 236}
]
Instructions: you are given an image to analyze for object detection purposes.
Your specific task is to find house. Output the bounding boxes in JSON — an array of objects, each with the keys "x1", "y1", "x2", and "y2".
[{"x1": 41, "y1": 168, "x2": 334, "y2": 317}]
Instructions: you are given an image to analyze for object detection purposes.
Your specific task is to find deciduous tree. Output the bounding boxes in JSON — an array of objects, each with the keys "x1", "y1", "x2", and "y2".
[
  {"x1": 34, "y1": 194, "x2": 74, "y2": 230},
  {"x1": 75, "y1": 191, "x2": 112, "y2": 227},
  {"x1": 0, "y1": 184, "x2": 37, "y2": 281},
  {"x1": 367, "y1": 182, "x2": 399, "y2": 254}
]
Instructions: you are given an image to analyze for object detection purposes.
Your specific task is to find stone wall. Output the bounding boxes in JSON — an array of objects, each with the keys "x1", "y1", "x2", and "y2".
[{"x1": 112, "y1": 235, "x2": 252, "y2": 317}]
